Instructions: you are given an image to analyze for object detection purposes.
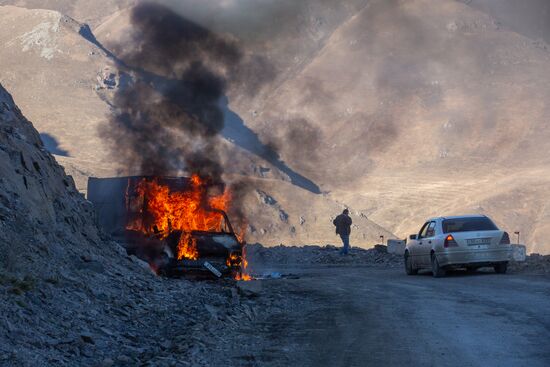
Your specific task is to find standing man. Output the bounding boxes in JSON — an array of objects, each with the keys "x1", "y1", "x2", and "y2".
[{"x1": 333, "y1": 209, "x2": 352, "y2": 255}]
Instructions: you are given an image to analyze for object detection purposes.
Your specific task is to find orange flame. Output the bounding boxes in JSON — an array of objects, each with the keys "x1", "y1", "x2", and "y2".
[
  {"x1": 235, "y1": 244, "x2": 253, "y2": 281},
  {"x1": 177, "y1": 232, "x2": 199, "y2": 260},
  {"x1": 127, "y1": 174, "x2": 231, "y2": 260}
]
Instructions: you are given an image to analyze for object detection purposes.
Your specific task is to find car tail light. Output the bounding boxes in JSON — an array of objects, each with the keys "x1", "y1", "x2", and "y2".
[
  {"x1": 444, "y1": 234, "x2": 458, "y2": 248},
  {"x1": 500, "y1": 232, "x2": 510, "y2": 245}
]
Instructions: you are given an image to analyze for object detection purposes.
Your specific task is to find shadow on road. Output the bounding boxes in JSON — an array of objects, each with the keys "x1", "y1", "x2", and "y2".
[{"x1": 416, "y1": 269, "x2": 498, "y2": 277}]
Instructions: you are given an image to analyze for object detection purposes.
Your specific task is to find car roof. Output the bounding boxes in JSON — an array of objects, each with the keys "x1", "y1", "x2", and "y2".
[{"x1": 427, "y1": 214, "x2": 489, "y2": 222}]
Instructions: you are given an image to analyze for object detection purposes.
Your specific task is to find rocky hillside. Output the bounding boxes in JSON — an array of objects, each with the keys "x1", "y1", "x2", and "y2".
[{"x1": 0, "y1": 82, "x2": 102, "y2": 276}]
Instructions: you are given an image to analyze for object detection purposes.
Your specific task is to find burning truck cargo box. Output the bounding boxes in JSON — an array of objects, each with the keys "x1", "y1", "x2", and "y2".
[{"x1": 87, "y1": 175, "x2": 246, "y2": 278}]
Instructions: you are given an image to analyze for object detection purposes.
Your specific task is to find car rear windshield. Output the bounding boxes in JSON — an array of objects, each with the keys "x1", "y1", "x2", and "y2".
[{"x1": 442, "y1": 217, "x2": 498, "y2": 233}]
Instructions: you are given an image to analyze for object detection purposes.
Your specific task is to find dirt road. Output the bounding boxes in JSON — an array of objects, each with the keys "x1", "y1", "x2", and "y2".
[{"x1": 250, "y1": 266, "x2": 550, "y2": 367}]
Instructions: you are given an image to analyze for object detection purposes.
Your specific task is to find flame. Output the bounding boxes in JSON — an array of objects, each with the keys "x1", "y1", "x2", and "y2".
[
  {"x1": 235, "y1": 244, "x2": 253, "y2": 281},
  {"x1": 235, "y1": 272, "x2": 252, "y2": 281},
  {"x1": 177, "y1": 232, "x2": 198, "y2": 261},
  {"x1": 127, "y1": 174, "x2": 230, "y2": 260}
]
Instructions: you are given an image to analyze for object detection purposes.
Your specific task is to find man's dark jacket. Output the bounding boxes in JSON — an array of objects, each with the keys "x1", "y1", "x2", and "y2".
[{"x1": 333, "y1": 214, "x2": 352, "y2": 236}]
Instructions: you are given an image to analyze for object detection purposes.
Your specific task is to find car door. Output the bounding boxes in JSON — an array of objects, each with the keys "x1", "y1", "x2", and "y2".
[
  {"x1": 418, "y1": 221, "x2": 436, "y2": 266},
  {"x1": 411, "y1": 222, "x2": 430, "y2": 268}
]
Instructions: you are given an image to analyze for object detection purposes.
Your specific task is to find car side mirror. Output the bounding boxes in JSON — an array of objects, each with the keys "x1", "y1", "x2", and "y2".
[{"x1": 409, "y1": 234, "x2": 417, "y2": 240}]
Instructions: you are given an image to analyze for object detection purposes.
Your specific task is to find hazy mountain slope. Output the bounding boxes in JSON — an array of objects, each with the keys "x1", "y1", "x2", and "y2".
[
  {"x1": 3, "y1": 1, "x2": 549, "y2": 252},
  {"x1": 240, "y1": 177, "x2": 395, "y2": 247},
  {"x1": 93, "y1": 0, "x2": 372, "y2": 106},
  {"x1": 0, "y1": 4, "x2": 395, "y2": 248},
  {"x1": 238, "y1": 0, "x2": 550, "y2": 252},
  {"x1": 0, "y1": 0, "x2": 134, "y2": 27},
  {"x1": 0, "y1": 5, "x2": 116, "y2": 167},
  {"x1": 463, "y1": 0, "x2": 550, "y2": 44}
]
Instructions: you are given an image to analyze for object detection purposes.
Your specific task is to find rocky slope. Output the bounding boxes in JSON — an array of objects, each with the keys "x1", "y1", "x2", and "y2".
[
  {"x1": 0, "y1": 82, "x2": 102, "y2": 277},
  {"x1": 0, "y1": 5, "x2": 115, "y2": 166}
]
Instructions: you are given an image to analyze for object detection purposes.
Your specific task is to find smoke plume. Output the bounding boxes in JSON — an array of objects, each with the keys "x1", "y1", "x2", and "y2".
[{"x1": 101, "y1": 2, "x2": 266, "y2": 188}]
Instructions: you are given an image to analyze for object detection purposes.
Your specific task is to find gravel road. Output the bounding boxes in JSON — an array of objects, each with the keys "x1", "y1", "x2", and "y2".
[{"x1": 250, "y1": 265, "x2": 550, "y2": 367}]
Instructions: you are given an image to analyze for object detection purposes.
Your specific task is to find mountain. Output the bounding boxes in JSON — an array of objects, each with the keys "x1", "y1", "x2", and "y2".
[
  {"x1": 1, "y1": 0, "x2": 549, "y2": 252},
  {"x1": 0, "y1": 3, "x2": 392, "y2": 247},
  {"x1": 0, "y1": 5, "x2": 118, "y2": 177},
  {"x1": 232, "y1": 0, "x2": 550, "y2": 253},
  {"x1": 0, "y1": 0, "x2": 134, "y2": 27}
]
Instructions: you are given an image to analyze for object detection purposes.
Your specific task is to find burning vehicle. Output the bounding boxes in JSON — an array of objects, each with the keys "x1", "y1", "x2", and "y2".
[{"x1": 87, "y1": 175, "x2": 247, "y2": 278}]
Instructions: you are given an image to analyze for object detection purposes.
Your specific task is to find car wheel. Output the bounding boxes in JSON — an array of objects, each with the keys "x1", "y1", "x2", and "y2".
[
  {"x1": 404, "y1": 252, "x2": 418, "y2": 275},
  {"x1": 431, "y1": 253, "x2": 446, "y2": 278},
  {"x1": 494, "y1": 262, "x2": 508, "y2": 274}
]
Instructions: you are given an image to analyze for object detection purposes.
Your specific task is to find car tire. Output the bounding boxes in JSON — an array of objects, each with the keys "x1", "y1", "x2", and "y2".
[
  {"x1": 431, "y1": 253, "x2": 446, "y2": 278},
  {"x1": 494, "y1": 262, "x2": 508, "y2": 274},
  {"x1": 404, "y1": 252, "x2": 418, "y2": 275}
]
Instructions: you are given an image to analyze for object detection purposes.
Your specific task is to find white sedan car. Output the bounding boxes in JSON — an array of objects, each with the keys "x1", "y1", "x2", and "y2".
[{"x1": 404, "y1": 215, "x2": 512, "y2": 277}]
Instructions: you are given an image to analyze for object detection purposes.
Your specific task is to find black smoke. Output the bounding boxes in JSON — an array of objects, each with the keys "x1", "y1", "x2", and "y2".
[
  {"x1": 102, "y1": 3, "x2": 255, "y2": 187},
  {"x1": 101, "y1": 2, "x2": 323, "y2": 203}
]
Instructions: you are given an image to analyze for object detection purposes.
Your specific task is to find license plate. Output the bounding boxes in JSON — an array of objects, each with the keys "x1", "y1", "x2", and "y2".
[
  {"x1": 467, "y1": 238, "x2": 491, "y2": 246},
  {"x1": 203, "y1": 261, "x2": 222, "y2": 278}
]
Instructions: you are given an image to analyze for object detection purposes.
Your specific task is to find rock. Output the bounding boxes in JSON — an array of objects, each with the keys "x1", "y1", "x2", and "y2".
[
  {"x1": 101, "y1": 358, "x2": 115, "y2": 367},
  {"x1": 113, "y1": 242, "x2": 127, "y2": 256},
  {"x1": 230, "y1": 288, "x2": 240, "y2": 304},
  {"x1": 204, "y1": 304, "x2": 219, "y2": 319},
  {"x1": 80, "y1": 344, "x2": 95, "y2": 357},
  {"x1": 81, "y1": 259, "x2": 105, "y2": 274},
  {"x1": 81, "y1": 255, "x2": 93, "y2": 262},
  {"x1": 129, "y1": 255, "x2": 155, "y2": 274},
  {"x1": 237, "y1": 280, "x2": 263, "y2": 296},
  {"x1": 116, "y1": 355, "x2": 132, "y2": 363},
  {"x1": 374, "y1": 244, "x2": 387, "y2": 253},
  {"x1": 80, "y1": 333, "x2": 95, "y2": 344},
  {"x1": 160, "y1": 339, "x2": 172, "y2": 350}
]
